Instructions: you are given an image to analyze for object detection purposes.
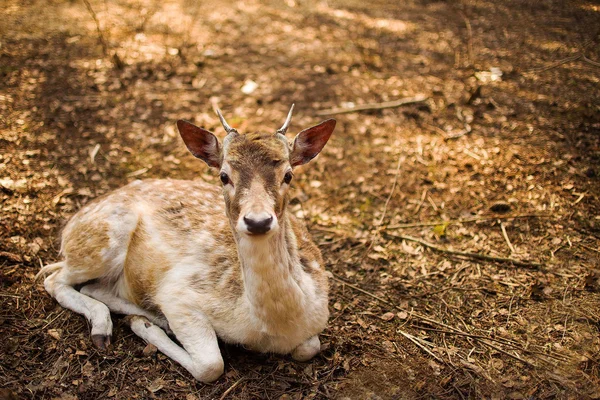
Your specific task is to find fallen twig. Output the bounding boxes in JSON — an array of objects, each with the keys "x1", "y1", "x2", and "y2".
[
  {"x1": 480, "y1": 339, "x2": 537, "y2": 368},
  {"x1": 316, "y1": 96, "x2": 428, "y2": 116},
  {"x1": 458, "y1": 11, "x2": 473, "y2": 66},
  {"x1": 500, "y1": 222, "x2": 516, "y2": 254},
  {"x1": 413, "y1": 189, "x2": 428, "y2": 216},
  {"x1": 377, "y1": 155, "x2": 404, "y2": 226},
  {"x1": 219, "y1": 377, "x2": 247, "y2": 400},
  {"x1": 332, "y1": 274, "x2": 555, "y2": 367},
  {"x1": 398, "y1": 329, "x2": 444, "y2": 363},
  {"x1": 578, "y1": 243, "x2": 600, "y2": 254},
  {"x1": 384, "y1": 233, "x2": 543, "y2": 268},
  {"x1": 82, "y1": 0, "x2": 124, "y2": 69},
  {"x1": 582, "y1": 55, "x2": 600, "y2": 68},
  {"x1": 331, "y1": 275, "x2": 464, "y2": 334},
  {"x1": 386, "y1": 213, "x2": 551, "y2": 230},
  {"x1": 331, "y1": 275, "x2": 391, "y2": 306},
  {"x1": 443, "y1": 123, "x2": 472, "y2": 141},
  {"x1": 82, "y1": 0, "x2": 108, "y2": 56},
  {"x1": 526, "y1": 54, "x2": 582, "y2": 73},
  {"x1": 414, "y1": 326, "x2": 571, "y2": 362},
  {"x1": 525, "y1": 52, "x2": 600, "y2": 74}
]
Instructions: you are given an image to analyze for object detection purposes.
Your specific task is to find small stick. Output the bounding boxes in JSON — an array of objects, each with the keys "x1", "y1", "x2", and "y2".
[
  {"x1": 386, "y1": 213, "x2": 550, "y2": 230},
  {"x1": 219, "y1": 377, "x2": 246, "y2": 400},
  {"x1": 331, "y1": 275, "x2": 463, "y2": 333},
  {"x1": 500, "y1": 222, "x2": 516, "y2": 254},
  {"x1": 578, "y1": 243, "x2": 600, "y2": 254},
  {"x1": 525, "y1": 54, "x2": 582, "y2": 73},
  {"x1": 479, "y1": 340, "x2": 537, "y2": 368},
  {"x1": 82, "y1": 0, "x2": 108, "y2": 56},
  {"x1": 40, "y1": 310, "x2": 66, "y2": 330},
  {"x1": 414, "y1": 326, "x2": 520, "y2": 347},
  {"x1": 331, "y1": 276, "x2": 391, "y2": 306},
  {"x1": 459, "y1": 11, "x2": 473, "y2": 66},
  {"x1": 398, "y1": 330, "x2": 444, "y2": 363},
  {"x1": 377, "y1": 155, "x2": 404, "y2": 226},
  {"x1": 426, "y1": 194, "x2": 439, "y2": 212},
  {"x1": 423, "y1": 123, "x2": 448, "y2": 137},
  {"x1": 444, "y1": 123, "x2": 472, "y2": 141},
  {"x1": 316, "y1": 96, "x2": 428, "y2": 116},
  {"x1": 385, "y1": 233, "x2": 543, "y2": 268},
  {"x1": 81, "y1": 0, "x2": 124, "y2": 69},
  {"x1": 334, "y1": 275, "x2": 564, "y2": 367},
  {"x1": 582, "y1": 55, "x2": 600, "y2": 68},
  {"x1": 413, "y1": 189, "x2": 428, "y2": 215},
  {"x1": 414, "y1": 326, "x2": 570, "y2": 361}
]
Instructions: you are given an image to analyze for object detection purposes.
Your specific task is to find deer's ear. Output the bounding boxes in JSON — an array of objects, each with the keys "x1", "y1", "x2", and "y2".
[
  {"x1": 290, "y1": 119, "x2": 336, "y2": 166},
  {"x1": 177, "y1": 120, "x2": 221, "y2": 168}
]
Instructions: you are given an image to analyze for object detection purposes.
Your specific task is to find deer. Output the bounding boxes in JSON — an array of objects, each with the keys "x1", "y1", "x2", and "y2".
[{"x1": 35, "y1": 106, "x2": 336, "y2": 383}]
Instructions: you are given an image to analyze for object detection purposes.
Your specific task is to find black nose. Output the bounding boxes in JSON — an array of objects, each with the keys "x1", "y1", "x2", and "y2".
[{"x1": 244, "y1": 215, "x2": 273, "y2": 234}]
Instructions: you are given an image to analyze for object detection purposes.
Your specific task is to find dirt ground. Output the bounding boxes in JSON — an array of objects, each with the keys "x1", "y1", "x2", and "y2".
[{"x1": 1, "y1": 0, "x2": 600, "y2": 398}]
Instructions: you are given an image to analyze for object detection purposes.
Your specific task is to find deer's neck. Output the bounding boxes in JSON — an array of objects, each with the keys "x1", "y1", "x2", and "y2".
[{"x1": 236, "y1": 216, "x2": 305, "y2": 328}]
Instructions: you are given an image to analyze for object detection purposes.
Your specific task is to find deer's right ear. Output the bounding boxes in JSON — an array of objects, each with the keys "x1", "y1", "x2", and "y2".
[{"x1": 177, "y1": 120, "x2": 221, "y2": 168}]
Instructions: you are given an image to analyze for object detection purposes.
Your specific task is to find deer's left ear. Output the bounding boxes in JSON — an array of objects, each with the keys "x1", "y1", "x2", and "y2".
[{"x1": 290, "y1": 119, "x2": 336, "y2": 166}]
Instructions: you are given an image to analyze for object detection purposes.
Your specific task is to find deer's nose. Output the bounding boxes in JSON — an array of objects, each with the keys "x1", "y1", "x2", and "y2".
[{"x1": 243, "y1": 214, "x2": 274, "y2": 235}]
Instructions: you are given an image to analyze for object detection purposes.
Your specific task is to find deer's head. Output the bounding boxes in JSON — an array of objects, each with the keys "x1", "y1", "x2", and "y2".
[{"x1": 177, "y1": 106, "x2": 336, "y2": 238}]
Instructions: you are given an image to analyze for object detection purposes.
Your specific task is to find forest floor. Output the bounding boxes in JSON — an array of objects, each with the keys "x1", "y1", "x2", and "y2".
[{"x1": 1, "y1": 0, "x2": 600, "y2": 399}]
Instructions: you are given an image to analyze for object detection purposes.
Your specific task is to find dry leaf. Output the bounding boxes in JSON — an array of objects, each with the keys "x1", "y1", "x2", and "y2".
[
  {"x1": 82, "y1": 361, "x2": 94, "y2": 377},
  {"x1": 401, "y1": 241, "x2": 419, "y2": 255},
  {"x1": 433, "y1": 222, "x2": 448, "y2": 237},
  {"x1": 147, "y1": 378, "x2": 164, "y2": 394},
  {"x1": 47, "y1": 328, "x2": 62, "y2": 340},
  {"x1": 373, "y1": 245, "x2": 386, "y2": 253},
  {"x1": 382, "y1": 340, "x2": 396, "y2": 352},
  {"x1": 397, "y1": 311, "x2": 409, "y2": 320},
  {"x1": 142, "y1": 343, "x2": 157, "y2": 356},
  {"x1": 380, "y1": 312, "x2": 395, "y2": 321}
]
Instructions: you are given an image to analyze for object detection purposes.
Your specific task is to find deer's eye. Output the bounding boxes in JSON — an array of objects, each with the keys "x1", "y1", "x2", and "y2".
[
  {"x1": 220, "y1": 172, "x2": 230, "y2": 185},
  {"x1": 283, "y1": 171, "x2": 293, "y2": 184}
]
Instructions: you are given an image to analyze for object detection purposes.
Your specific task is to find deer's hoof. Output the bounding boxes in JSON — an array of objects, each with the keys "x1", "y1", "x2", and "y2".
[
  {"x1": 91, "y1": 334, "x2": 112, "y2": 350},
  {"x1": 291, "y1": 335, "x2": 321, "y2": 362}
]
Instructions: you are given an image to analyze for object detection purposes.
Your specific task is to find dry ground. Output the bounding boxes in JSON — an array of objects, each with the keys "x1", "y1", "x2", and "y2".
[{"x1": 1, "y1": 0, "x2": 600, "y2": 398}]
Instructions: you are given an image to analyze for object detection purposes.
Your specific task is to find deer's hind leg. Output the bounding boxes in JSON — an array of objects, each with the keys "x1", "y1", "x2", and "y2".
[
  {"x1": 43, "y1": 266, "x2": 114, "y2": 349},
  {"x1": 80, "y1": 283, "x2": 170, "y2": 332},
  {"x1": 43, "y1": 204, "x2": 140, "y2": 349}
]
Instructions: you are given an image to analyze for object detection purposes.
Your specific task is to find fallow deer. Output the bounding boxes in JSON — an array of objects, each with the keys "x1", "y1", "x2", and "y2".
[{"x1": 36, "y1": 106, "x2": 336, "y2": 382}]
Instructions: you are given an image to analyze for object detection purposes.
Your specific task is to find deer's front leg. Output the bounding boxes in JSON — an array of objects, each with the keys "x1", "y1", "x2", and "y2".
[
  {"x1": 127, "y1": 307, "x2": 223, "y2": 383},
  {"x1": 160, "y1": 302, "x2": 224, "y2": 382},
  {"x1": 291, "y1": 335, "x2": 321, "y2": 361}
]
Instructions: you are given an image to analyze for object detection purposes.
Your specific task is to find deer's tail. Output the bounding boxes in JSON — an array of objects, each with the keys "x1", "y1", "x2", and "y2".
[{"x1": 34, "y1": 261, "x2": 65, "y2": 282}]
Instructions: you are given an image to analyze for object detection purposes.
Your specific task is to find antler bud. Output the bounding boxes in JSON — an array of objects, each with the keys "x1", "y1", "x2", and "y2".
[
  {"x1": 215, "y1": 108, "x2": 238, "y2": 135},
  {"x1": 276, "y1": 104, "x2": 295, "y2": 136}
]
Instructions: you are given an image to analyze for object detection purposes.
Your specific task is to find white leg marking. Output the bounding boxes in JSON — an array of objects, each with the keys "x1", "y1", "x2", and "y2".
[
  {"x1": 291, "y1": 335, "x2": 321, "y2": 361},
  {"x1": 127, "y1": 314, "x2": 224, "y2": 383},
  {"x1": 44, "y1": 273, "x2": 113, "y2": 348},
  {"x1": 127, "y1": 316, "x2": 195, "y2": 372},
  {"x1": 80, "y1": 283, "x2": 170, "y2": 331},
  {"x1": 162, "y1": 306, "x2": 224, "y2": 382}
]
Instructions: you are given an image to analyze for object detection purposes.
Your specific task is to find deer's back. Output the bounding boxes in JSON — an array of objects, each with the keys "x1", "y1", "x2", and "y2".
[{"x1": 60, "y1": 179, "x2": 238, "y2": 307}]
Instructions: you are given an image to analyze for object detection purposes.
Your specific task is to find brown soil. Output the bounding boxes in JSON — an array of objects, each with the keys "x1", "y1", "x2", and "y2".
[{"x1": 1, "y1": 0, "x2": 599, "y2": 399}]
